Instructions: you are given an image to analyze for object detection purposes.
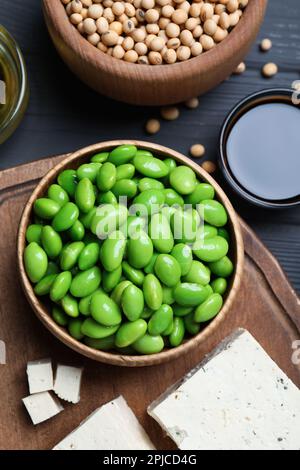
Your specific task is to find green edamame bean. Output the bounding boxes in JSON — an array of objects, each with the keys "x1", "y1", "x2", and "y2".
[
  {"x1": 96, "y1": 162, "x2": 117, "y2": 192},
  {"x1": 41, "y1": 225, "x2": 63, "y2": 259},
  {"x1": 163, "y1": 320, "x2": 173, "y2": 336},
  {"x1": 144, "y1": 253, "x2": 158, "y2": 274},
  {"x1": 184, "y1": 312, "x2": 200, "y2": 335},
  {"x1": 201, "y1": 200, "x2": 228, "y2": 227},
  {"x1": 26, "y1": 224, "x2": 43, "y2": 244},
  {"x1": 169, "y1": 317, "x2": 185, "y2": 347},
  {"x1": 81, "y1": 318, "x2": 119, "y2": 339},
  {"x1": 61, "y1": 294, "x2": 79, "y2": 318},
  {"x1": 218, "y1": 227, "x2": 230, "y2": 242},
  {"x1": 52, "y1": 202, "x2": 79, "y2": 232},
  {"x1": 111, "y1": 280, "x2": 131, "y2": 305},
  {"x1": 50, "y1": 271, "x2": 72, "y2": 301},
  {"x1": 78, "y1": 288, "x2": 104, "y2": 316},
  {"x1": 170, "y1": 243, "x2": 192, "y2": 276},
  {"x1": 140, "y1": 307, "x2": 153, "y2": 319},
  {"x1": 201, "y1": 224, "x2": 218, "y2": 239},
  {"x1": 154, "y1": 254, "x2": 181, "y2": 287},
  {"x1": 209, "y1": 256, "x2": 233, "y2": 277},
  {"x1": 91, "y1": 291, "x2": 122, "y2": 326},
  {"x1": 121, "y1": 215, "x2": 146, "y2": 239},
  {"x1": 100, "y1": 231, "x2": 126, "y2": 271},
  {"x1": 183, "y1": 260, "x2": 210, "y2": 286},
  {"x1": 138, "y1": 178, "x2": 164, "y2": 192},
  {"x1": 127, "y1": 231, "x2": 153, "y2": 269},
  {"x1": 143, "y1": 274, "x2": 163, "y2": 311},
  {"x1": 68, "y1": 319, "x2": 84, "y2": 340},
  {"x1": 170, "y1": 166, "x2": 197, "y2": 195},
  {"x1": 162, "y1": 286, "x2": 175, "y2": 305},
  {"x1": 45, "y1": 261, "x2": 59, "y2": 276},
  {"x1": 108, "y1": 145, "x2": 137, "y2": 165},
  {"x1": 133, "y1": 153, "x2": 168, "y2": 178},
  {"x1": 122, "y1": 261, "x2": 144, "y2": 286},
  {"x1": 173, "y1": 283, "x2": 210, "y2": 307},
  {"x1": 48, "y1": 184, "x2": 69, "y2": 207},
  {"x1": 211, "y1": 277, "x2": 227, "y2": 295},
  {"x1": 193, "y1": 236, "x2": 228, "y2": 263},
  {"x1": 173, "y1": 304, "x2": 193, "y2": 317},
  {"x1": 185, "y1": 183, "x2": 215, "y2": 205},
  {"x1": 170, "y1": 209, "x2": 198, "y2": 243},
  {"x1": 70, "y1": 266, "x2": 101, "y2": 297},
  {"x1": 121, "y1": 284, "x2": 144, "y2": 321},
  {"x1": 68, "y1": 220, "x2": 85, "y2": 241},
  {"x1": 102, "y1": 265, "x2": 122, "y2": 292},
  {"x1": 164, "y1": 157, "x2": 177, "y2": 174},
  {"x1": 97, "y1": 191, "x2": 117, "y2": 205},
  {"x1": 115, "y1": 319, "x2": 147, "y2": 348},
  {"x1": 34, "y1": 274, "x2": 57, "y2": 296},
  {"x1": 149, "y1": 213, "x2": 174, "y2": 254},
  {"x1": 91, "y1": 204, "x2": 128, "y2": 238},
  {"x1": 111, "y1": 179, "x2": 137, "y2": 198},
  {"x1": 57, "y1": 169, "x2": 77, "y2": 197},
  {"x1": 52, "y1": 306, "x2": 68, "y2": 326},
  {"x1": 34, "y1": 198, "x2": 60, "y2": 220},
  {"x1": 133, "y1": 189, "x2": 165, "y2": 216},
  {"x1": 116, "y1": 163, "x2": 135, "y2": 180},
  {"x1": 60, "y1": 241, "x2": 84, "y2": 270},
  {"x1": 148, "y1": 304, "x2": 173, "y2": 336},
  {"x1": 24, "y1": 242, "x2": 48, "y2": 283},
  {"x1": 91, "y1": 152, "x2": 109, "y2": 164},
  {"x1": 164, "y1": 188, "x2": 184, "y2": 207},
  {"x1": 194, "y1": 293, "x2": 223, "y2": 322},
  {"x1": 78, "y1": 242, "x2": 100, "y2": 270},
  {"x1": 135, "y1": 149, "x2": 153, "y2": 158},
  {"x1": 132, "y1": 333, "x2": 164, "y2": 354},
  {"x1": 77, "y1": 163, "x2": 101, "y2": 182},
  {"x1": 84, "y1": 334, "x2": 115, "y2": 350},
  {"x1": 80, "y1": 207, "x2": 96, "y2": 230},
  {"x1": 75, "y1": 177, "x2": 95, "y2": 213}
]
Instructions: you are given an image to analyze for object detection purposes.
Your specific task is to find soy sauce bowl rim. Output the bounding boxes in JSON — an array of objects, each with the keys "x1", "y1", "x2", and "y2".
[{"x1": 219, "y1": 88, "x2": 300, "y2": 209}]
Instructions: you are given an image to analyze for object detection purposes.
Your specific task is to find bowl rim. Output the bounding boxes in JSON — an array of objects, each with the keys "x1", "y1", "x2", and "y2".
[
  {"x1": 219, "y1": 87, "x2": 300, "y2": 209},
  {"x1": 43, "y1": 0, "x2": 265, "y2": 79},
  {"x1": 17, "y1": 140, "x2": 244, "y2": 367}
]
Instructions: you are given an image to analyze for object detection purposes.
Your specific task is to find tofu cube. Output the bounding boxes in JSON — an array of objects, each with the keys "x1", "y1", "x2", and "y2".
[
  {"x1": 26, "y1": 358, "x2": 53, "y2": 394},
  {"x1": 148, "y1": 329, "x2": 300, "y2": 450},
  {"x1": 22, "y1": 392, "x2": 63, "y2": 425},
  {"x1": 54, "y1": 365, "x2": 83, "y2": 404}
]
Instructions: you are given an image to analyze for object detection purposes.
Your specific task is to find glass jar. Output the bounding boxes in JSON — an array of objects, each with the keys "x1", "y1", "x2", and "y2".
[{"x1": 0, "y1": 25, "x2": 29, "y2": 144}]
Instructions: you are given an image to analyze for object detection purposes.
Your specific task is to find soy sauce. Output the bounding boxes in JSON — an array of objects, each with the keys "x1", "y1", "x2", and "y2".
[{"x1": 226, "y1": 102, "x2": 300, "y2": 201}]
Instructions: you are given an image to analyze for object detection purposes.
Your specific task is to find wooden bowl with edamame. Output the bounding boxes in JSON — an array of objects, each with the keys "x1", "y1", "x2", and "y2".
[
  {"x1": 42, "y1": 0, "x2": 267, "y2": 106},
  {"x1": 18, "y1": 140, "x2": 244, "y2": 367}
]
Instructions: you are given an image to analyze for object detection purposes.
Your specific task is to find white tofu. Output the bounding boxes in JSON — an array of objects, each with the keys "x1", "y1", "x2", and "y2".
[
  {"x1": 53, "y1": 396, "x2": 155, "y2": 450},
  {"x1": 26, "y1": 358, "x2": 53, "y2": 394},
  {"x1": 22, "y1": 392, "x2": 63, "y2": 425},
  {"x1": 54, "y1": 365, "x2": 83, "y2": 404},
  {"x1": 148, "y1": 329, "x2": 300, "y2": 450}
]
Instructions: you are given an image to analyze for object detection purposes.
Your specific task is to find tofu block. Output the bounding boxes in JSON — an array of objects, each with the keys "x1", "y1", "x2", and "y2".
[
  {"x1": 53, "y1": 396, "x2": 155, "y2": 450},
  {"x1": 148, "y1": 329, "x2": 300, "y2": 450},
  {"x1": 26, "y1": 358, "x2": 53, "y2": 394},
  {"x1": 54, "y1": 365, "x2": 83, "y2": 404},
  {"x1": 22, "y1": 392, "x2": 63, "y2": 425}
]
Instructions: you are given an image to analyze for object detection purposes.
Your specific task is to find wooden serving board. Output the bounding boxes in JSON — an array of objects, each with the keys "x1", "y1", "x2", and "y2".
[{"x1": 0, "y1": 155, "x2": 299, "y2": 450}]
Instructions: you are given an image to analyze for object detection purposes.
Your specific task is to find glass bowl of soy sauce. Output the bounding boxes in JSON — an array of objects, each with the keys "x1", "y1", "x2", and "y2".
[
  {"x1": 219, "y1": 88, "x2": 300, "y2": 209},
  {"x1": 0, "y1": 25, "x2": 29, "y2": 144}
]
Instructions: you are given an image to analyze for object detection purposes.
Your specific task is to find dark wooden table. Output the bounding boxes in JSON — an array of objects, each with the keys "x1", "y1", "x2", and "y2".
[{"x1": 1, "y1": 0, "x2": 299, "y2": 292}]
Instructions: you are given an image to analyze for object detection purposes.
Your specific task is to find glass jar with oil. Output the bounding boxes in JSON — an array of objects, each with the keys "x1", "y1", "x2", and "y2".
[{"x1": 0, "y1": 25, "x2": 29, "y2": 144}]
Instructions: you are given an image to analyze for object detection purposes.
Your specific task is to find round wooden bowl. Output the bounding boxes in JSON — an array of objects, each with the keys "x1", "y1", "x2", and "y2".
[
  {"x1": 42, "y1": 0, "x2": 267, "y2": 106},
  {"x1": 18, "y1": 140, "x2": 244, "y2": 367}
]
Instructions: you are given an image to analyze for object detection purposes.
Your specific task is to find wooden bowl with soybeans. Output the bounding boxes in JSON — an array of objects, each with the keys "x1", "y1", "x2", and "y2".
[
  {"x1": 18, "y1": 140, "x2": 244, "y2": 367},
  {"x1": 43, "y1": 0, "x2": 268, "y2": 106}
]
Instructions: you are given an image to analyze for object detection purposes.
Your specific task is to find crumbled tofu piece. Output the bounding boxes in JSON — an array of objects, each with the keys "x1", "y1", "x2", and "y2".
[
  {"x1": 54, "y1": 365, "x2": 83, "y2": 404},
  {"x1": 53, "y1": 396, "x2": 155, "y2": 450},
  {"x1": 22, "y1": 392, "x2": 63, "y2": 425},
  {"x1": 26, "y1": 358, "x2": 53, "y2": 394},
  {"x1": 148, "y1": 329, "x2": 300, "y2": 450}
]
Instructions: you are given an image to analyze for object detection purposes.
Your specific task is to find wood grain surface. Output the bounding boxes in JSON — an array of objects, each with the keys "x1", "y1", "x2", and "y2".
[
  {"x1": 1, "y1": 0, "x2": 299, "y2": 294},
  {"x1": 0, "y1": 155, "x2": 299, "y2": 450}
]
